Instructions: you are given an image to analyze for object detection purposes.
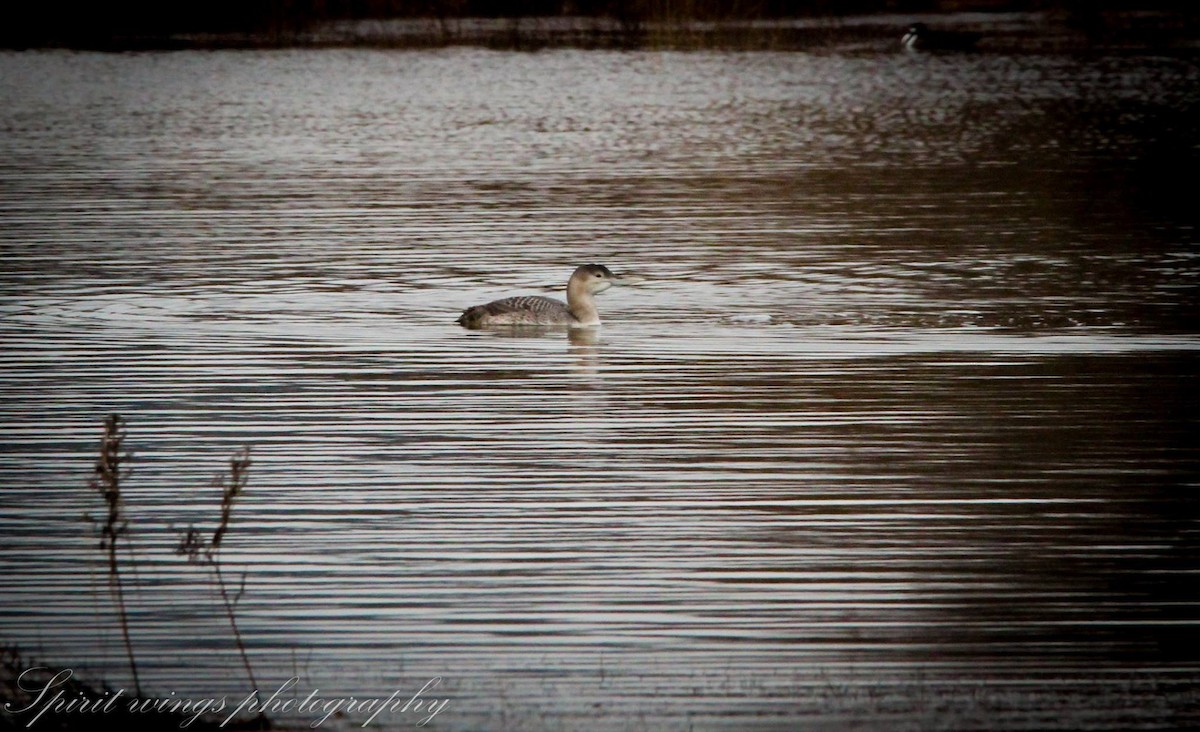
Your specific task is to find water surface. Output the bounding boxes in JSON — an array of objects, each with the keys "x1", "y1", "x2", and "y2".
[{"x1": 1, "y1": 47, "x2": 1198, "y2": 730}]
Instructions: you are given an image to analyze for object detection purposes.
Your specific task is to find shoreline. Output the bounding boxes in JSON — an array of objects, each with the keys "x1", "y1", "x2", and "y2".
[{"x1": 4, "y1": 10, "x2": 1199, "y2": 53}]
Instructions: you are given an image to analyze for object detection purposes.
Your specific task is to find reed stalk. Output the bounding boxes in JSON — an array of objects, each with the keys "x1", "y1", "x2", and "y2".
[
  {"x1": 87, "y1": 414, "x2": 142, "y2": 698},
  {"x1": 178, "y1": 448, "x2": 260, "y2": 695}
]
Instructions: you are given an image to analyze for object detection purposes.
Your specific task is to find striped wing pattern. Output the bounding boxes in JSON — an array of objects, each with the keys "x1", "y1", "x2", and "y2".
[{"x1": 457, "y1": 295, "x2": 573, "y2": 327}]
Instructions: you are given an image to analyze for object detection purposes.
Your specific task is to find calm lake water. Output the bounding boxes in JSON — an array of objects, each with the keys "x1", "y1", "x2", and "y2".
[{"x1": 1, "y1": 45, "x2": 1198, "y2": 730}]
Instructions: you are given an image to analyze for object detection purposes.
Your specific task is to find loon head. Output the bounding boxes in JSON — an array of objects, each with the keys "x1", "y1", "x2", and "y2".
[{"x1": 572, "y1": 264, "x2": 617, "y2": 295}]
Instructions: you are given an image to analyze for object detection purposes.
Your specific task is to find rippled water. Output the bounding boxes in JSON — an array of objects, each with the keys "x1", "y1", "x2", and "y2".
[{"x1": 1, "y1": 47, "x2": 1198, "y2": 730}]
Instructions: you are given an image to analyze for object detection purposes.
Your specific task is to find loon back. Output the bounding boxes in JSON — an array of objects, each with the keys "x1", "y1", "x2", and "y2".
[{"x1": 456, "y1": 295, "x2": 573, "y2": 328}]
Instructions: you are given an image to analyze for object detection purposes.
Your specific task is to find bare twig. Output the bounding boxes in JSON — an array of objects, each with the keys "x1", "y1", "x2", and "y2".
[
  {"x1": 87, "y1": 414, "x2": 141, "y2": 697},
  {"x1": 177, "y1": 448, "x2": 260, "y2": 696}
]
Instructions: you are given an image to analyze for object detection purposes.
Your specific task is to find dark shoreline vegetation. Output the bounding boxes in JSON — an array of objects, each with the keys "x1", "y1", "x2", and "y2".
[
  {"x1": 0, "y1": 418, "x2": 269, "y2": 732},
  {"x1": 3, "y1": 1, "x2": 1199, "y2": 51}
]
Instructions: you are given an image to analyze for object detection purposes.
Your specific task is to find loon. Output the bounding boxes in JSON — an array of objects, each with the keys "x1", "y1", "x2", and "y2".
[
  {"x1": 457, "y1": 264, "x2": 617, "y2": 329},
  {"x1": 901, "y1": 23, "x2": 981, "y2": 52}
]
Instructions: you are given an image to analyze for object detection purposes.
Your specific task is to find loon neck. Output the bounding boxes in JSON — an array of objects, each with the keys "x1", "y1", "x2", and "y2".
[{"x1": 566, "y1": 280, "x2": 600, "y2": 325}]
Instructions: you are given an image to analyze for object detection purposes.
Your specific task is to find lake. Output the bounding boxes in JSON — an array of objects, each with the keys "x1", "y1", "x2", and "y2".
[{"x1": 1, "y1": 43, "x2": 1198, "y2": 730}]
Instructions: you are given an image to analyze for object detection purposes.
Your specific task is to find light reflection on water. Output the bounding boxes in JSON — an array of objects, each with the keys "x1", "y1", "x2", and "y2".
[{"x1": 1, "y1": 46, "x2": 1198, "y2": 730}]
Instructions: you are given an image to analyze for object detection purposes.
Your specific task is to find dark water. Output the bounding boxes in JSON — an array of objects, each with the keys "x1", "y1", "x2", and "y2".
[{"x1": 1, "y1": 47, "x2": 1198, "y2": 730}]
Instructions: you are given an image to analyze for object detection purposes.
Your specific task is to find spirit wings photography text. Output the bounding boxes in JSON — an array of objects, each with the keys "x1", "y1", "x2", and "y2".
[{"x1": 4, "y1": 668, "x2": 449, "y2": 729}]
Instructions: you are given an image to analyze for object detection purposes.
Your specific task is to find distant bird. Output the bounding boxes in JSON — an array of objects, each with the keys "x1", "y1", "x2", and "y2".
[
  {"x1": 457, "y1": 264, "x2": 617, "y2": 329},
  {"x1": 901, "y1": 23, "x2": 982, "y2": 52}
]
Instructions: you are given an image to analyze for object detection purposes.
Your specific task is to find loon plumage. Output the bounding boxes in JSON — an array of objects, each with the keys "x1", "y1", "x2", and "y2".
[{"x1": 457, "y1": 264, "x2": 617, "y2": 329}]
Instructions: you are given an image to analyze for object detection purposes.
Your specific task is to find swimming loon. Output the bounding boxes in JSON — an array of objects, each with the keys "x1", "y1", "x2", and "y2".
[
  {"x1": 457, "y1": 264, "x2": 617, "y2": 329},
  {"x1": 901, "y1": 23, "x2": 981, "y2": 52}
]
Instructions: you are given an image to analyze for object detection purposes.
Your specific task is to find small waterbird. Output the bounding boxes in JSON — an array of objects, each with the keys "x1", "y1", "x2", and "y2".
[
  {"x1": 902, "y1": 23, "x2": 982, "y2": 52},
  {"x1": 457, "y1": 264, "x2": 617, "y2": 328}
]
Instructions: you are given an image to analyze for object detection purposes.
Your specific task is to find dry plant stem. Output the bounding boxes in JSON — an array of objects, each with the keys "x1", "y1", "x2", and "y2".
[
  {"x1": 92, "y1": 414, "x2": 142, "y2": 698},
  {"x1": 212, "y1": 560, "x2": 257, "y2": 691},
  {"x1": 204, "y1": 449, "x2": 259, "y2": 693},
  {"x1": 174, "y1": 447, "x2": 262, "y2": 726}
]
